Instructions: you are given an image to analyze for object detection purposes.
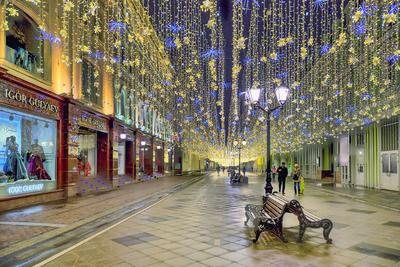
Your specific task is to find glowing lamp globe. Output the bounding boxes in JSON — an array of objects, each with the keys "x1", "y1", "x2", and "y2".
[
  {"x1": 247, "y1": 88, "x2": 261, "y2": 103},
  {"x1": 275, "y1": 85, "x2": 290, "y2": 105}
]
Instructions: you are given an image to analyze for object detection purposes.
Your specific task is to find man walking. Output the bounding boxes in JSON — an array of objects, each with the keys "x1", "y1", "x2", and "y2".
[{"x1": 277, "y1": 162, "x2": 288, "y2": 195}]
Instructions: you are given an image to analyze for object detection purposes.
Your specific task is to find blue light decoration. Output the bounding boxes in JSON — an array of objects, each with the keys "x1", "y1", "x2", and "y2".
[
  {"x1": 334, "y1": 118, "x2": 343, "y2": 125},
  {"x1": 272, "y1": 109, "x2": 281, "y2": 119},
  {"x1": 314, "y1": 0, "x2": 328, "y2": 9},
  {"x1": 235, "y1": 0, "x2": 260, "y2": 11},
  {"x1": 347, "y1": 106, "x2": 356, "y2": 113},
  {"x1": 108, "y1": 21, "x2": 127, "y2": 33},
  {"x1": 211, "y1": 91, "x2": 218, "y2": 98},
  {"x1": 359, "y1": 2, "x2": 378, "y2": 16},
  {"x1": 165, "y1": 113, "x2": 173, "y2": 121},
  {"x1": 324, "y1": 116, "x2": 332, "y2": 123},
  {"x1": 389, "y1": 3, "x2": 400, "y2": 14},
  {"x1": 243, "y1": 57, "x2": 253, "y2": 65},
  {"x1": 195, "y1": 127, "x2": 200, "y2": 132},
  {"x1": 176, "y1": 96, "x2": 184, "y2": 103},
  {"x1": 361, "y1": 93, "x2": 372, "y2": 100},
  {"x1": 319, "y1": 44, "x2": 331, "y2": 55},
  {"x1": 363, "y1": 118, "x2": 373, "y2": 125},
  {"x1": 334, "y1": 90, "x2": 340, "y2": 97},
  {"x1": 201, "y1": 49, "x2": 222, "y2": 59},
  {"x1": 166, "y1": 23, "x2": 185, "y2": 34},
  {"x1": 386, "y1": 54, "x2": 400, "y2": 65},
  {"x1": 300, "y1": 95, "x2": 310, "y2": 100},
  {"x1": 161, "y1": 80, "x2": 171, "y2": 86},
  {"x1": 354, "y1": 21, "x2": 366, "y2": 37},
  {"x1": 222, "y1": 82, "x2": 231, "y2": 89},
  {"x1": 202, "y1": 119, "x2": 209, "y2": 126},
  {"x1": 276, "y1": 72, "x2": 287, "y2": 79},
  {"x1": 36, "y1": 30, "x2": 61, "y2": 46},
  {"x1": 185, "y1": 115, "x2": 194, "y2": 121},
  {"x1": 165, "y1": 37, "x2": 176, "y2": 49}
]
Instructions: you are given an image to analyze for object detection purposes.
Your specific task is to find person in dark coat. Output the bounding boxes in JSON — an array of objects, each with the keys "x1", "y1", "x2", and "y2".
[{"x1": 277, "y1": 162, "x2": 288, "y2": 195}]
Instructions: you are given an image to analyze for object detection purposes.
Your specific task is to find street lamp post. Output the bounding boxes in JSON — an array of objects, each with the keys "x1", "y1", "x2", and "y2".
[
  {"x1": 233, "y1": 140, "x2": 247, "y2": 175},
  {"x1": 247, "y1": 85, "x2": 290, "y2": 196}
]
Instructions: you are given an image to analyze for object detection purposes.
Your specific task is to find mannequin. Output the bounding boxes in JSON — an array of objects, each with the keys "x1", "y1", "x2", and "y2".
[
  {"x1": 27, "y1": 139, "x2": 50, "y2": 180},
  {"x1": 3, "y1": 136, "x2": 28, "y2": 181}
]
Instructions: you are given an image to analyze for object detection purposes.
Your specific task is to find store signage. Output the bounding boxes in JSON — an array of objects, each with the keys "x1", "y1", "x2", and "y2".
[
  {"x1": 79, "y1": 114, "x2": 107, "y2": 131},
  {"x1": 7, "y1": 183, "x2": 45, "y2": 195},
  {"x1": 4, "y1": 88, "x2": 59, "y2": 113}
]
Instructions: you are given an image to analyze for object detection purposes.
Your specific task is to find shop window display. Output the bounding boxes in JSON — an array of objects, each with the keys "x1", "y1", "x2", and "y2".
[
  {"x1": 0, "y1": 107, "x2": 56, "y2": 197},
  {"x1": 6, "y1": 7, "x2": 43, "y2": 77},
  {"x1": 77, "y1": 130, "x2": 97, "y2": 177}
]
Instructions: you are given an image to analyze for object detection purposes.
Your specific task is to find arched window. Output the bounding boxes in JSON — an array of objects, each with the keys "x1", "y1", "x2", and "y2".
[{"x1": 5, "y1": 6, "x2": 43, "y2": 77}]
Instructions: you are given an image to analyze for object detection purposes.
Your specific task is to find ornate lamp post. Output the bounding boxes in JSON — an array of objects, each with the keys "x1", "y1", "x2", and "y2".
[
  {"x1": 233, "y1": 140, "x2": 247, "y2": 175},
  {"x1": 247, "y1": 85, "x2": 290, "y2": 195}
]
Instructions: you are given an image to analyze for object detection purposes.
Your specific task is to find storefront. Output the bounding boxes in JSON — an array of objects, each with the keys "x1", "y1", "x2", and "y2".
[
  {"x1": 65, "y1": 101, "x2": 111, "y2": 196},
  {"x1": 112, "y1": 120, "x2": 135, "y2": 186},
  {"x1": 136, "y1": 132, "x2": 153, "y2": 180},
  {"x1": 0, "y1": 79, "x2": 64, "y2": 210},
  {"x1": 153, "y1": 140, "x2": 165, "y2": 177}
]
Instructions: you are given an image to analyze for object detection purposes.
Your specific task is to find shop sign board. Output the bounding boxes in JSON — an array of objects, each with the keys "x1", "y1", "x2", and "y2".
[
  {"x1": 0, "y1": 180, "x2": 56, "y2": 198},
  {"x1": 0, "y1": 83, "x2": 61, "y2": 120}
]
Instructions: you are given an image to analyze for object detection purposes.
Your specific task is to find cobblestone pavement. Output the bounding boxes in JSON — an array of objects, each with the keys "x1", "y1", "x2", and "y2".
[
  {"x1": 39, "y1": 172, "x2": 400, "y2": 267},
  {"x1": 0, "y1": 175, "x2": 198, "y2": 250}
]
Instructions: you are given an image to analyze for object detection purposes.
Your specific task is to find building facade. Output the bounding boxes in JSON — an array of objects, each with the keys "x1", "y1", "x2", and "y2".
[{"x1": 0, "y1": 0, "x2": 178, "y2": 211}]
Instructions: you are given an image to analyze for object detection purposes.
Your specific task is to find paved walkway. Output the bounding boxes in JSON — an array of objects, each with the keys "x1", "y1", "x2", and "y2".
[
  {"x1": 307, "y1": 181, "x2": 400, "y2": 212},
  {"x1": 24, "y1": 172, "x2": 400, "y2": 267},
  {"x1": 0, "y1": 175, "x2": 201, "y2": 250}
]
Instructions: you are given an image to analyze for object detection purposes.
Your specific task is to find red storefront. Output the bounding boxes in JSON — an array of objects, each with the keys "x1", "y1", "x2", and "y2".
[
  {"x1": 153, "y1": 139, "x2": 165, "y2": 177},
  {"x1": 64, "y1": 100, "x2": 112, "y2": 196},
  {"x1": 0, "y1": 74, "x2": 65, "y2": 211}
]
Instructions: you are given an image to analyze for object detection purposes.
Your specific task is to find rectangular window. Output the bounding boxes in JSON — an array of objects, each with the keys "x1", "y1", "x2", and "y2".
[
  {"x1": 0, "y1": 107, "x2": 57, "y2": 198},
  {"x1": 78, "y1": 130, "x2": 97, "y2": 177},
  {"x1": 82, "y1": 59, "x2": 102, "y2": 106}
]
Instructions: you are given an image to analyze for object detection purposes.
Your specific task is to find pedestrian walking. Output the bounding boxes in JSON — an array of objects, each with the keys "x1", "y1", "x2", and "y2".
[
  {"x1": 242, "y1": 166, "x2": 246, "y2": 176},
  {"x1": 222, "y1": 166, "x2": 225, "y2": 173},
  {"x1": 277, "y1": 162, "x2": 288, "y2": 195},
  {"x1": 216, "y1": 165, "x2": 220, "y2": 175},
  {"x1": 293, "y1": 163, "x2": 301, "y2": 195}
]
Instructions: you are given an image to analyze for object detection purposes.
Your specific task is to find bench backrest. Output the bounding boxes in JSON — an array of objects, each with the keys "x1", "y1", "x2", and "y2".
[{"x1": 263, "y1": 195, "x2": 287, "y2": 218}]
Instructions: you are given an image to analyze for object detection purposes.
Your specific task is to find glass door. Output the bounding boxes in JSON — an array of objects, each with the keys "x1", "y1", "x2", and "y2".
[{"x1": 381, "y1": 151, "x2": 399, "y2": 191}]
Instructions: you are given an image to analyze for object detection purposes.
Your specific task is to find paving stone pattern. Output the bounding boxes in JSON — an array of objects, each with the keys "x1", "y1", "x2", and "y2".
[{"x1": 43, "y1": 173, "x2": 400, "y2": 267}]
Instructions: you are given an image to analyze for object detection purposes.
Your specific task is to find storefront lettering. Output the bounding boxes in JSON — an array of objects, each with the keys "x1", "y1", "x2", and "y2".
[
  {"x1": 79, "y1": 115, "x2": 106, "y2": 130},
  {"x1": 7, "y1": 183, "x2": 45, "y2": 195},
  {"x1": 5, "y1": 89, "x2": 59, "y2": 113}
]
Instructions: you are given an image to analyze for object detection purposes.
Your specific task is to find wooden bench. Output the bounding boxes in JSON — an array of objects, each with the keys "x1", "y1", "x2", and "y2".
[
  {"x1": 271, "y1": 193, "x2": 333, "y2": 244},
  {"x1": 244, "y1": 196, "x2": 288, "y2": 243}
]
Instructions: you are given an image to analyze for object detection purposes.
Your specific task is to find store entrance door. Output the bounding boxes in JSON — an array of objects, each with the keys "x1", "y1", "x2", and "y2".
[
  {"x1": 381, "y1": 151, "x2": 399, "y2": 191},
  {"x1": 355, "y1": 150, "x2": 365, "y2": 186}
]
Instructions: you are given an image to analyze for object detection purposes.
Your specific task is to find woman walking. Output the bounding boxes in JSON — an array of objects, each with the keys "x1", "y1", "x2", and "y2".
[{"x1": 293, "y1": 164, "x2": 301, "y2": 195}]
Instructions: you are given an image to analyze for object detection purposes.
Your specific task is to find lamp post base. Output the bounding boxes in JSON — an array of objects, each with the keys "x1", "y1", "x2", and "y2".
[{"x1": 264, "y1": 173, "x2": 273, "y2": 195}]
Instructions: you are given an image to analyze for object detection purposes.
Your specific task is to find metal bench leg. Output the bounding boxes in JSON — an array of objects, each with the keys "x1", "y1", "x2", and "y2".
[
  {"x1": 298, "y1": 223, "x2": 306, "y2": 242},
  {"x1": 321, "y1": 219, "x2": 333, "y2": 244},
  {"x1": 253, "y1": 229, "x2": 262, "y2": 243},
  {"x1": 271, "y1": 220, "x2": 288, "y2": 243},
  {"x1": 244, "y1": 212, "x2": 250, "y2": 225}
]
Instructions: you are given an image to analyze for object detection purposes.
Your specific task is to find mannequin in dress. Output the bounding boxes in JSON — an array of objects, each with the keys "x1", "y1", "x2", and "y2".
[
  {"x1": 27, "y1": 139, "x2": 50, "y2": 180},
  {"x1": 4, "y1": 136, "x2": 28, "y2": 181}
]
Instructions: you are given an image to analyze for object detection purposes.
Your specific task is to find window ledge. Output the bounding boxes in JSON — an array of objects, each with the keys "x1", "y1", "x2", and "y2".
[{"x1": 0, "y1": 58, "x2": 52, "y2": 91}]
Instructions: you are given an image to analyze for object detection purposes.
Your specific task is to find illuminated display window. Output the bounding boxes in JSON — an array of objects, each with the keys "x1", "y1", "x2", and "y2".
[{"x1": 0, "y1": 107, "x2": 57, "y2": 198}]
